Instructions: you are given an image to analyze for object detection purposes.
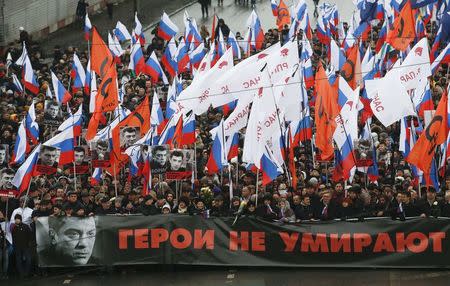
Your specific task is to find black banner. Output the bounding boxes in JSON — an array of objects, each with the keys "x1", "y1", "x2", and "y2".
[{"x1": 36, "y1": 216, "x2": 450, "y2": 268}]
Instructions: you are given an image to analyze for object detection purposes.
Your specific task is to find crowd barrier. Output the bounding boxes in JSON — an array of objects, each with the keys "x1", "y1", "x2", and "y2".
[{"x1": 36, "y1": 215, "x2": 450, "y2": 268}]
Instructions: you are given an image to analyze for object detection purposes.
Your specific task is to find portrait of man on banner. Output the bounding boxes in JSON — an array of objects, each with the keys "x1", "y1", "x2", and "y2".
[
  {"x1": 91, "y1": 140, "x2": 111, "y2": 168},
  {"x1": 150, "y1": 145, "x2": 169, "y2": 175},
  {"x1": 120, "y1": 126, "x2": 140, "y2": 149},
  {"x1": 64, "y1": 146, "x2": 90, "y2": 174},
  {"x1": 0, "y1": 144, "x2": 9, "y2": 169},
  {"x1": 36, "y1": 145, "x2": 61, "y2": 174},
  {"x1": 166, "y1": 149, "x2": 194, "y2": 180},
  {"x1": 36, "y1": 216, "x2": 98, "y2": 266},
  {"x1": 44, "y1": 100, "x2": 63, "y2": 126},
  {"x1": 0, "y1": 168, "x2": 15, "y2": 191}
]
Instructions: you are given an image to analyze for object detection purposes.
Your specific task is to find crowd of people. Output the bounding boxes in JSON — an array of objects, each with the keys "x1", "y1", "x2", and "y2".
[{"x1": 0, "y1": 0, "x2": 449, "y2": 279}]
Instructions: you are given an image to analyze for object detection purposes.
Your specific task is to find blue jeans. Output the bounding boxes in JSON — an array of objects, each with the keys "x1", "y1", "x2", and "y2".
[{"x1": 14, "y1": 248, "x2": 31, "y2": 277}]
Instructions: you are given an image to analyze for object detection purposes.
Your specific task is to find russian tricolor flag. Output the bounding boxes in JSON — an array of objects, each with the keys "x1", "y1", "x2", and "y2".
[
  {"x1": 10, "y1": 120, "x2": 30, "y2": 165},
  {"x1": 90, "y1": 168, "x2": 102, "y2": 185},
  {"x1": 226, "y1": 132, "x2": 239, "y2": 160},
  {"x1": 58, "y1": 104, "x2": 83, "y2": 137},
  {"x1": 25, "y1": 102, "x2": 39, "y2": 144},
  {"x1": 181, "y1": 113, "x2": 196, "y2": 145},
  {"x1": 271, "y1": 0, "x2": 278, "y2": 16},
  {"x1": 134, "y1": 12, "x2": 146, "y2": 45},
  {"x1": 12, "y1": 73, "x2": 23, "y2": 93},
  {"x1": 228, "y1": 31, "x2": 241, "y2": 59},
  {"x1": 176, "y1": 38, "x2": 190, "y2": 74},
  {"x1": 70, "y1": 52, "x2": 86, "y2": 92},
  {"x1": 145, "y1": 51, "x2": 169, "y2": 84},
  {"x1": 84, "y1": 13, "x2": 92, "y2": 41},
  {"x1": 51, "y1": 71, "x2": 72, "y2": 104},
  {"x1": 129, "y1": 42, "x2": 147, "y2": 75},
  {"x1": 431, "y1": 41, "x2": 450, "y2": 75},
  {"x1": 166, "y1": 76, "x2": 182, "y2": 119},
  {"x1": 260, "y1": 146, "x2": 283, "y2": 186},
  {"x1": 184, "y1": 11, "x2": 202, "y2": 48},
  {"x1": 23, "y1": 55, "x2": 39, "y2": 94},
  {"x1": 158, "y1": 12, "x2": 179, "y2": 41},
  {"x1": 302, "y1": 59, "x2": 314, "y2": 89},
  {"x1": 151, "y1": 91, "x2": 164, "y2": 127},
  {"x1": 206, "y1": 119, "x2": 227, "y2": 174},
  {"x1": 114, "y1": 21, "x2": 132, "y2": 42},
  {"x1": 158, "y1": 114, "x2": 178, "y2": 145},
  {"x1": 332, "y1": 134, "x2": 356, "y2": 182},
  {"x1": 161, "y1": 37, "x2": 178, "y2": 77},
  {"x1": 189, "y1": 42, "x2": 207, "y2": 69},
  {"x1": 12, "y1": 144, "x2": 40, "y2": 193},
  {"x1": 247, "y1": 10, "x2": 265, "y2": 50},
  {"x1": 43, "y1": 128, "x2": 75, "y2": 165}
]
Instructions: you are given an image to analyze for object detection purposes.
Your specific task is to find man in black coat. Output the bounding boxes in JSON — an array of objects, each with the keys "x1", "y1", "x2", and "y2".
[
  {"x1": 313, "y1": 191, "x2": 337, "y2": 220},
  {"x1": 138, "y1": 196, "x2": 159, "y2": 216},
  {"x1": 255, "y1": 194, "x2": 279, "y2": 221},
  {"x1": 441, "y1": 191, "x2": 450, "y2": 217},
  {"x1": 11, "y1": 214, "x2": 32, "y2": 278},
  {"x1": 418, "y1": 187, "x2": 441, "y2": 217}
]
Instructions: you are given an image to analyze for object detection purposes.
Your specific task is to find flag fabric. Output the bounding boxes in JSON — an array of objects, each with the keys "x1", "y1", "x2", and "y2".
[
  {"x1": 12, "y1": 73, "x2": 23, "y2": 93},
  {"x1": 134, "y1": 12, "x2": 145, "y2": 45},
  {"x1": 22, "y1": 55, "x2": 39, "y2": 94},
  {"x1": 151, "y1": 91, "x2": 164, "y2": 127},
  {"x1": 25, "y1": 102, "x2": 39, "y2": 144},
  {"x1": 91, "y1": 27, "x2": 113, "y2": 78},
  {"x1": 166, "y1": 76, "x2": 183, "y2": 119},
  {"x1": 175, "y1": 38, "x2": 190, "y2": 74},
  {"x1": 98, "y1": 64, "x2": 119, "y2": 112},
  {"x1": 58, "y1": 104, "x2": 83, "y2": 136},
  {"x1": 108, "y1": 33, "x2": 124, "y2": 62},
  {"x1": 227, "y1": 31, "x2": 241, "y2": 60},
  {"x1": 341, "y1": 44, "x2": 362, "y2": 90},
  {"x1": 129, "y1": 42, "x2": 147, "y2": 75},
  {"x1": 12, "y1": 144, "x2": 40, "y2": 193},
  {"x1": 226, "y1": 132, "x2": 239, "y2": 160},
  {"x1": 43, "y1": 128, "x2": 75, "y2": 165},
  {"x1": 181, "y1": 113, "x2": 196, "y2": 145},
  {"x1": 364, "y1": 73, "x2": 416, "y2": 127},
  {"x1": 161, "y1": 37, "x2": 178, "y2": 77},
  {"x1": 158, "y1": 12, "x2": 179, "y2": 41},
  {"x1": 90, "y1": 168, "x2": 103, "y2": 185},
  {"x1": 114, "y1": 21, "x2": 132, "y2": 42},
  {"x1": 184, "y1": 11, "x2": 202, "y2": 48},
  {"x1": 146, "y1": 51, "x2": 169, "y2": 84},
  {"x1": 84, "y1": 13, "x2": 92, "y2": 41},
  {"x1": 407, "y1": 89, "x2": 448, "y2": 172},
  {"x1": 189, "y1": 42, "x2": 207, "y2": 69},
  {"x1": 84, "y1": 59, "x2": 92, "y2": 94},
  {"x1": 271, "y1": 0, "x2": 278, "y2": 16},
  {"x1": 330, "y1": 39, "x2": 346, "y2": 70},
  {"x1": 247, "y1": 10, "x2": 265, "y2": 50},
  {"x1": 10, "y1": 120, "x2": 30, "y2": 165},
  {"x1": 51, "y1": 71, "x2": 72, "y2": 104},
  {"x1": 206, "y1": 119, "x2": 227, "y2": 174},
  {"x1": 276, "y1": 0, "x2": 291, "y2": 31},
  {"x1": 158, "y1": 114, "x2": 179, "y2": 145},
  {"x1": 260, "y1": 145, "x2": 283, "y2": 186},
  {"x1": 412, "y1": 78, "x2": 434, "y2": 118},
  {"x1": 411, "y1": 0, "x2": 438, "y2": 8},
  {"x1": 314, "y1": 64, "x2": 340, "y2": 160},
  {"x1": 70, "y1": 52, "x2": 86, "y2": 92},
  {"x1": 431, "y1": 41, "x2": 450, "y2": 75},
  {"x1": 386, "y1": 1, "x2": 416, "y2": 51}
]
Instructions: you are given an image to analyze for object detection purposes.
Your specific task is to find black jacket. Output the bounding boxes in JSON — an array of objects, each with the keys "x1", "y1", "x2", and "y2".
[
  {"x1": 11, "y1": 223, "x2": 32, "y2": 249},
  {"x1": 139, "y1": 204, "x2": 159, "y2": 216},
  {"x1": 255, "y1": 204, "x2": 279, "y2": 221}
]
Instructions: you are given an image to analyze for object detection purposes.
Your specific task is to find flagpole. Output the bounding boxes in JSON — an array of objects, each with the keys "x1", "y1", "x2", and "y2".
[
  {"x1": 255, "y1": 171, "x2": 259, "y2": 207},
  {"x1": 228, "y1": 165, "x2": 233, "y2": 207},
  {"x1": 22, "y1": 177, "x2": 33, "y2": 210},
  {"x1": 113, "y1": 162, "x2": 118, "y2": 197},
  {"x1": 73, "y1": 161, "x2": 78, "y2": 192}
]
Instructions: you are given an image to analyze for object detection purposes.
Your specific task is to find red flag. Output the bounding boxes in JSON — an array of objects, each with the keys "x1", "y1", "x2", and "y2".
[
  {"x1": 91, "y1": 27, "x2": 113, "y2": 78},
  {"x1": 172, "y1": 115, "x2": 184, "y2": 148},
  {"x1": 341, "y1": 45, "x2": 362, "y2": 90},
  {"x1": 407, "y1": 91, "x2": 448, "y2": 172},
  {"x1": 386, "y1": 1, "x2": 416, "y2": 51},
  {"x1": 110, "y1": 96, "x2": 151, "y2": 171},
  {"x1": 276, "y1": 0, "x2": 291, "y2": 31},
  {"x1": 98, "y1": 65, "x2": 119, "y2": 112},
  {"x1": 314, "y1": 64, "x2": 340, "y2": 161}
]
